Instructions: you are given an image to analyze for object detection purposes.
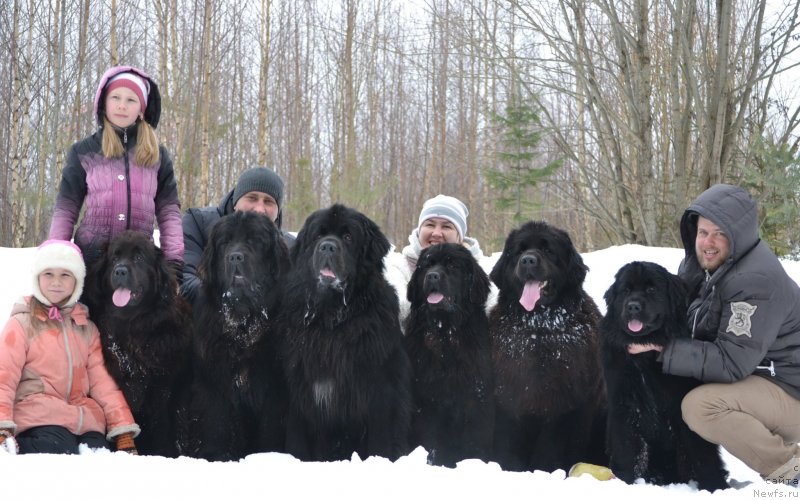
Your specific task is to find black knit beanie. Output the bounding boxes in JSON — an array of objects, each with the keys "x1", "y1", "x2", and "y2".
[{"x1": 233, "y1": 167, "x2": 284, "y2": 208}]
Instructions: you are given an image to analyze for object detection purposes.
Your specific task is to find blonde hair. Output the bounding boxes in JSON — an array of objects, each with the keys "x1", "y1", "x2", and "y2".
[{"x1": 101, "y1": 117, "x2": 160, "y2": 167}]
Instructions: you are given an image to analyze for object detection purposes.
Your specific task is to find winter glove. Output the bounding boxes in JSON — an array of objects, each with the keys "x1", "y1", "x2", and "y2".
[
  {"x1": 0, "y1": 429, "x2": 18, "y2": 455},
  {"x1": 115, "y1": 432, "x2": 138, "y2": 455}
]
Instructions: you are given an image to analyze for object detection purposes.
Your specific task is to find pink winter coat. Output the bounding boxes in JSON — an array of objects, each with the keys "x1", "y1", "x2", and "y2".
[{"x1": 0, "y1": 297, "x2": 139, "y2": 440}]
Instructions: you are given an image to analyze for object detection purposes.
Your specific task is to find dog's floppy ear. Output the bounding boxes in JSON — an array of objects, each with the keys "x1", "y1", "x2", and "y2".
[
  {"x1": 290, "y1": 212, "x2": 314, "y2": 265},
  {"x1": 561, "y1": 230, "x2": 588, "y2": 288},
  {"x1": 363, "y1": 215, "x2": 391, "y2": 265},
  {"x1": 274, "y1": 236, "x2": 291, "y2": 280},
  {"x1": 153, "y1": 245, "x2": 175, "y2": 302},
  {"x1": 666, "y1": 270, "x2": 690, "y2": 325},
  {"x1": 199, "y1": 218, "x2": 225, "y2": 291},
  {"x1": 407, "y1": 261, "x2": 423, "y2": 305},
  {"x1": 602, "y1": 263, "x2": 628, "y2": 323},
  {"x1": 490, "y1": 227, "x2": 519, "y2": 289},
  {"x1": 84, "y1": 239, "x2": 112, "y2": 314},
  {"x1": 469, "y1": 260, "x2": 491, "y2": 306}
]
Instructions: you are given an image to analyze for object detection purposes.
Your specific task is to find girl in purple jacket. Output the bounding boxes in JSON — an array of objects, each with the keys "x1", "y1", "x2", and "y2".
[{"x1": 49, "y1": 66, "x2": 183, "y2": 276}]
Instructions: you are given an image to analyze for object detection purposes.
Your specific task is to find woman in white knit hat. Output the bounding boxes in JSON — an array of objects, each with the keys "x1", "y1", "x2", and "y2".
[
  {"x1": 400, "y1": 194, "x2": 484, "y2": 274},
  {"x1": 383, "y1": 195, "x2": 492, "y2": 326}
]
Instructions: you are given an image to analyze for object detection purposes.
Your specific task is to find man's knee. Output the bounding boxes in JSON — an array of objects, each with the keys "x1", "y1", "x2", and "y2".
[{"x1": 681, "y1": 384, "x2": 717, "y2": 434}]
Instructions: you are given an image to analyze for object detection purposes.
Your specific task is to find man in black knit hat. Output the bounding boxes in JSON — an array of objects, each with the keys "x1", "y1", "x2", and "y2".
[{"x1": 180, "y1": 166, "x2": 296, "y2": 305}]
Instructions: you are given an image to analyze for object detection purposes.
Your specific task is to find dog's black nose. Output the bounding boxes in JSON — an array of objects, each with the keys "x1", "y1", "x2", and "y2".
[
  {"x1": 113, "y1": 265, "x2": 129, "y2": 279},
  {"x1": 318, "y1": 239, "x2": 338, "y2": 254},
  {"x1": 626, "y1": 301, "x2": 642, "y2": 315},
  {"x1": 520, "y1": 253, "x2": 539, "y2": 268},
  {"x1": 425, "y1": 270, "x2": 441, "y2": 282},
  {"x1": 228, "y1": 251, "x2": 245, "y2": 264}
]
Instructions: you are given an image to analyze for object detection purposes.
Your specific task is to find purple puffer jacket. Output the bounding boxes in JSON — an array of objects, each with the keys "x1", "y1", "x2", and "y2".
[{"x1": 48, "y1": 127, "x2": 184, "y2": 267}]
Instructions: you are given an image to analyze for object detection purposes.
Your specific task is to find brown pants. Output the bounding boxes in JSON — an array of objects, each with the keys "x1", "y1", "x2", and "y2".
[{"x1": 682, "y1": 375, "x2": 800, "y2": 477}]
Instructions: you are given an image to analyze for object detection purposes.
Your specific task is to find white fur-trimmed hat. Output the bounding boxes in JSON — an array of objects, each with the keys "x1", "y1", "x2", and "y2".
[
  {"x1": 417, "y1": 194, "x2": 469, "y2": 241},
  {"x1": 31, "y1": 240, "x2": 86, "y2": 307}
]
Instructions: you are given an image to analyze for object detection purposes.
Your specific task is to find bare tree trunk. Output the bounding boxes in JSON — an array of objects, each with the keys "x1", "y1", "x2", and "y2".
[
  {"x1": 342, "y1": 0, "x2": 359, "y2": 203},
  {"x1": 198, "y1": 0, "x2": 213, "y2": 206},
  {"x1": 110, "y1": 0, "x2": 118, "y2": 66},
  {"x1": 258, "y1": 0, "x2": 272, "y2": 166},
  {"x1": 9, "y1": 0, "x2": 26, "y2": 247},
  {"x1": 669, "y1": 0, "x2": 697, "y2": 222},
  {"x1": 705, "y1": 0, "x2": 733, "y2": 186},
  {"x1": 426, "y1": 0, "x2": 450, "y2": 195}
]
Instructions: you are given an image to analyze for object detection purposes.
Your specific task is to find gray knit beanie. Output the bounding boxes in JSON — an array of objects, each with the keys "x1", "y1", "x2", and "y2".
[
  {"x1": 233, "y1": 167, "x2": 285, "y2": 211},
  {"x1": 417, "y1": 194, "x2": 469, "y2": 241}
]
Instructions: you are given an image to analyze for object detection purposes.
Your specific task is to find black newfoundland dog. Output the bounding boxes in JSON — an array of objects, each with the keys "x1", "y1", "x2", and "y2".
[
  {"x1": 85, "y1": 231, "x2": 192, "y2": 457},
  {"x1": 489, "y1": 221, "x2": 605, "y2": 472},
  {"x1": 601, "y1": 261, "x2": 728, "y2": 490},
  {"x1": 280, "y1": 204, "x2": 412, "y2": 462},
  {"x1": 188, "y1": 211, "x2": 290, "y2": 461},
  {"x1": 403, "y1": 243, "x2": 494, "y2": 467}
]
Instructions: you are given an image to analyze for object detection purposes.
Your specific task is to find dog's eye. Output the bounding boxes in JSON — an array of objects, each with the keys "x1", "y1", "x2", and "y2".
[
  {"x1": 646, "y1": 286, "x2": 656, "y2": 294},
  {"x1": 343, "y1": 233, "x2": 353, "y2": 243},
  {"x1": 133, "y1": 253, "x2": 144, "y2": 263}
]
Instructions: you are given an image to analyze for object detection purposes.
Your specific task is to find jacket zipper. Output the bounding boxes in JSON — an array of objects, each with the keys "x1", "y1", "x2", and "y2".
[
  {"x1": 61, "y1": 318, "x2": 86, "y2": 434},
  {"x1": 61, "y1": 319, "x2": 75, "y2": 404},
  {"x1": 123, "y1": 128, "x2": 132, "y2": 230},
  {"x1": 691, "y1": 271, "x2": 713, "y2": 339},
  {"x1": 756, "y1": 360, "x2": 777, "y2": 377}
]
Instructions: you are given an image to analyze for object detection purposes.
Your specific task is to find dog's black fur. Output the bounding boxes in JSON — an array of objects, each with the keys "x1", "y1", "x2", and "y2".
[
  {"x1": 601, "y1": 261, "x2": 728, "y2": 490},
  {"x1": 488, "y1": 221, "x2": 605, "y2": 472},
  {"x1": 86, "y1": 231, "x2": 192, "y2": 457},
  {"x1": 403, "y1": 243, "x2": 494, "y2": 467},
  {"x1": 188, "y1": 211, "x2": 290, "y2": 461},
  {"x1": 280, "y1": 204, "x2": 411, "y2": 462}
]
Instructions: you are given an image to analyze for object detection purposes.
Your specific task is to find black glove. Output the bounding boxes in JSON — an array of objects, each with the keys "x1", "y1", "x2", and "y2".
[{"x1": 168, "y1": 260, "x2": 184, "y2": 286}]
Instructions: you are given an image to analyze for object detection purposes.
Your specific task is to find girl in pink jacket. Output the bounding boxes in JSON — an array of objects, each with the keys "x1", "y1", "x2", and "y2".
[{"x1": 0, "y1": 240, "x2": 139, "y2": 454}]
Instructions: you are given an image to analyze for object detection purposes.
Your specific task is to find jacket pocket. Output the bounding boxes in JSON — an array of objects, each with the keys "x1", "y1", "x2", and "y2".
[{"x1": 15, "y1": 369, "x2": 45, "y2": 402}]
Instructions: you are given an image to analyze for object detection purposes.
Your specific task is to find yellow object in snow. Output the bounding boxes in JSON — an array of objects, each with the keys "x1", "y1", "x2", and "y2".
[{"x1": 568, "y1": 463, "x2": 616, "y2": 481}]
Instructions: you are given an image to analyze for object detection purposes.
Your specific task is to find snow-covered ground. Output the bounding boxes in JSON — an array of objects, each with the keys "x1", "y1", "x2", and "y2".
[{"x1": 1, "y1": 243, "x2": 797, "y2": 499}]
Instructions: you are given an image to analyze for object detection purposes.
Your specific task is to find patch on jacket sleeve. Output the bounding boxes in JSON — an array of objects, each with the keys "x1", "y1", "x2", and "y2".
[{"x1": 725, "y1": 302, "x2": 757, "y2": 337}]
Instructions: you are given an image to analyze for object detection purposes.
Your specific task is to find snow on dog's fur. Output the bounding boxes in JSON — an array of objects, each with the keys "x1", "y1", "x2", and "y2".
[
  {"x1": 85, "y1": 231, "x2": 192, "y2": 457},
  {"x1": 489, "y1": 221, "x2": 606, "y2": 473},
  {"x1": 187, "y1": 211, "x2": 290, "y2": 461},
  {"x1": 601, "y1": 261, "x2": 727, "y2": 490}
]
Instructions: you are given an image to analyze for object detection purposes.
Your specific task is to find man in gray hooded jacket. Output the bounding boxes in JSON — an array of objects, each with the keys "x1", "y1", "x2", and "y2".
[{"x1": 631, "y1": 184, "x2": 800, "y2": 486}]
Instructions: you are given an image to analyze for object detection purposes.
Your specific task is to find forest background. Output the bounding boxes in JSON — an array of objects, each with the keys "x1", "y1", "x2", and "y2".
[{"x1": 2, "y1": 0, "x2": 800, "y2": 255}]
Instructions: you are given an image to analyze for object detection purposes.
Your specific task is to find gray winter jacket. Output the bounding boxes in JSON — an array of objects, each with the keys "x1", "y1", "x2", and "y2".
[{"x1": 661, "y1": 184, "x2": 800, "y2": 401}]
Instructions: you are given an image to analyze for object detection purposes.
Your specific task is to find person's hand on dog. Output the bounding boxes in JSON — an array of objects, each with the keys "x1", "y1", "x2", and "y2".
[{"x1": 628, "y1": 343, "x2": 663, "y2": 355}]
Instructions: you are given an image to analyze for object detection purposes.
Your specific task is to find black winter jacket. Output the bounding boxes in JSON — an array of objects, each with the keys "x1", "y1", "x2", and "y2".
[
  {"x1": 661, "y1": 184, "x2": 800, "y2": 401},
  {"x1": 179, "y1": 190, "x2": 295, "y2": 305}
]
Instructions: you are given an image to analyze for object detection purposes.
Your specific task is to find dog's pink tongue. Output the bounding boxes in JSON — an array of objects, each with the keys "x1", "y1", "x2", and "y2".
[
  {"x1": 427, "y1": 292, "x2": 444, "y2": 304},
  {"x1": 519, "y1": 281, "x2": 541, "y2": 312},
  {"x1": 112, "y1": 288, "x2": 131, "y2": 308},
  {"x1": 628, "y1": 320, "x2": 644, "y2": 332},
  {"x1": 320, "y1": 268, "x2": 336, "y2": 279}
]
